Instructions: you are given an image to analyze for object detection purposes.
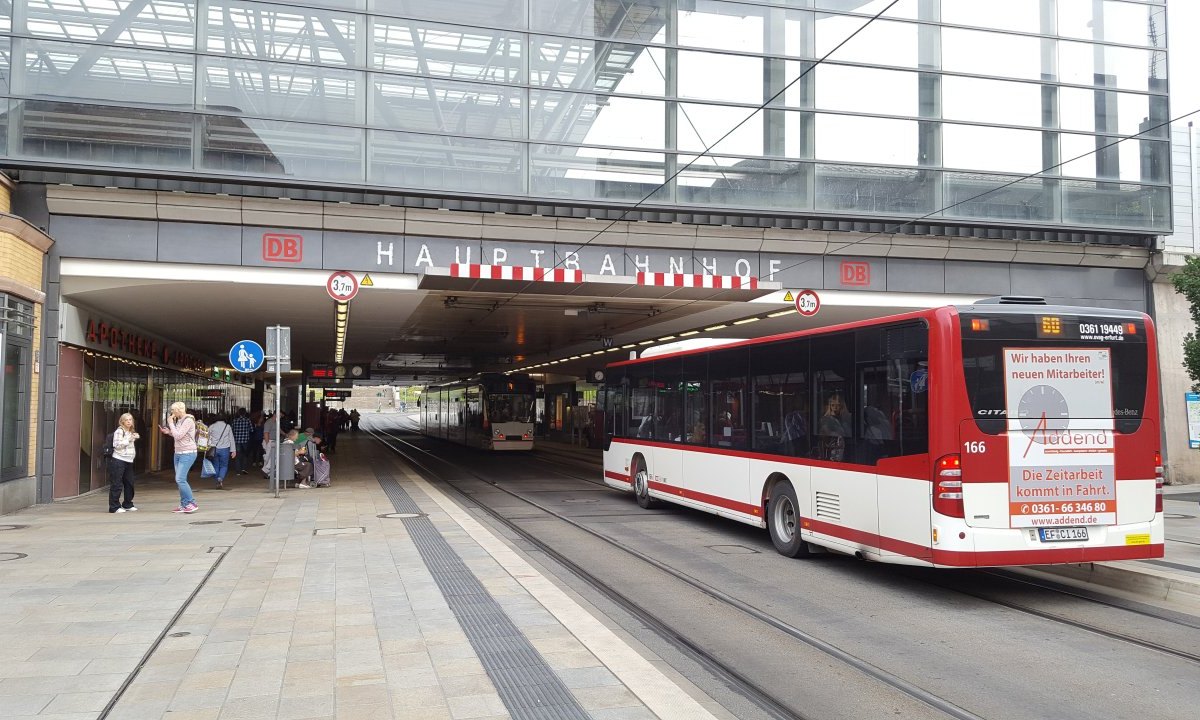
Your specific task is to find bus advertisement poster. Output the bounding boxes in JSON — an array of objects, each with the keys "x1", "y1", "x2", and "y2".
[
  {"x1": 1186, "y1": 392, "x2": 1200, "y2": 450},
  {"x1": 1003, "y1": 348, "x2": 1116, "y2": 528}
]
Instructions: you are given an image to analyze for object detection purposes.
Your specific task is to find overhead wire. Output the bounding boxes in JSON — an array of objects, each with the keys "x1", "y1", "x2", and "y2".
[
  {"x1": 492, "y1": 2, "x2": 1186, "y2": 367},
  {"x1": 511, "y1": 103, "x2": 1199, "y2": 371},
  {"x1": 485, "y1": 0, "x2": 902, "y2": 321}
]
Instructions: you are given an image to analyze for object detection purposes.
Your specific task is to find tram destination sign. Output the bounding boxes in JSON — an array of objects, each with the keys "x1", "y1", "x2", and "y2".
[{"x1": 323, "y1": 389, "x2": 352, "y2": 401}]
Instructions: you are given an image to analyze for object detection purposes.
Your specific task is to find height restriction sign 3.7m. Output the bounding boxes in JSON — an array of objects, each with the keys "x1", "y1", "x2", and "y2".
[
  {"x1": 1004, "y1": 347, "x2": 1116, "y2": 528},
  {"x1": 327, "y1": 271, "x2": 359, "y2": 302}
]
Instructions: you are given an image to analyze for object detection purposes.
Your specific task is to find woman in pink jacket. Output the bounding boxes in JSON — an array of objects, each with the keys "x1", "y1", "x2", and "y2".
[{"x1": 159, "y1": 401, "x2": 198, "y2": 513}]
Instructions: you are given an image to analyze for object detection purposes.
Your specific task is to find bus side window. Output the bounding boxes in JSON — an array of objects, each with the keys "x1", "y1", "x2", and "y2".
[
  {"x1": 812, "y1": 333, "x2": 854, "y2": 462},
  {"x1": 887, "y1": 324, "x2": 930, "y2": 457},
  {"x1": 709, "y1": 348, "x2": 748, "y2": 450},
  {"x1": 683, "y1": 354, "x2": 708, "y2": 446},
  {"x1": 655, "y1": 359, "x2": 683, "y2": 442},
  {"x1": 750, "y1": 338, "x2": 809, "y2": 457}
]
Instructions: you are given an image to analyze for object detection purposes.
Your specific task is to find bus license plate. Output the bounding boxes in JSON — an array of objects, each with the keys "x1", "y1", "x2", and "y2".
[{"x1": 1038, "y1": 527, "x2": 1089, "y2": 542}]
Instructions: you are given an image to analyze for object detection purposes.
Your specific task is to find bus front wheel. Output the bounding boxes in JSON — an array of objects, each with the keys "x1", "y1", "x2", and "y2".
[
  {"x1": 769, "y1": 480, "x2": 810, "y2": 558},
  {"x1": 632, "y1": 457, "x2": 657, "y2": 509}
]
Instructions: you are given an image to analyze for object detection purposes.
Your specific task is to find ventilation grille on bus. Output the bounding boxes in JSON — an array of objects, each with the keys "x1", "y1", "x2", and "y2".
[
  {"x1": 815, "y1": 491, "x2": 841, "y2": 521},
  {"x1": 974, "y1": 296, "x2": 1047, "y2": 305}
]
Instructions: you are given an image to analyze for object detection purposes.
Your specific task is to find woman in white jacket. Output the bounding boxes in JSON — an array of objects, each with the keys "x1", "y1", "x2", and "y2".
[{"x1": 107, "y1": 413, "x2": 140, "y2": 513}]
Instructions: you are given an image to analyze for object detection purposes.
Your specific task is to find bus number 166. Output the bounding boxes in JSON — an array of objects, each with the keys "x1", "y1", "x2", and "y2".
[{"x1": 964, "y1": 441, "x2": 987, "y2": 453}]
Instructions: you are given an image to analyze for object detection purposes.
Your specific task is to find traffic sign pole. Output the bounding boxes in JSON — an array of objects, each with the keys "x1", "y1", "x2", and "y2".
[
  {"x1": 264, "y1": 326, "x2": 290, "y2": 498},
  {"x1": 273, "y1": 325, "x2": 281, "y2": 498}
]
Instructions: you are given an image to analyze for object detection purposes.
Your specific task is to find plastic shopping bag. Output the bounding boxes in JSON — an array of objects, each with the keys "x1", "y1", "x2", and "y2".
[{"x1": 201, "y1": 456, "x2": 216, "y2": 478}]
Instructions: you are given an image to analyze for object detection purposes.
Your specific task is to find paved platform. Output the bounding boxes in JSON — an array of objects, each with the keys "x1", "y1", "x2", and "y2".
[
  {"x1": 1028, "y1": 484, "x2": 1200, "y2": 610},
  {"x1": 1, "y1": 432, "x2": 1198, "y2": 720},
  {"x1": 0, "y1": 433, "x2": 727, "y2": 720}
]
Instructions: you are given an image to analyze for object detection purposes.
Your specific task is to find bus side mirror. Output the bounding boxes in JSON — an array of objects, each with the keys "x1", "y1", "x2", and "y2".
[{"x1": 603, "y1": 432, "x2": 614, "y2": 452}]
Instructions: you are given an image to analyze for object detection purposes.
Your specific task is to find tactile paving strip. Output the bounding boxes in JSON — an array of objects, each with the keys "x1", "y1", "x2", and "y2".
[{"x1": 376, "y1": 468, "x2": 590, "y2": 720}]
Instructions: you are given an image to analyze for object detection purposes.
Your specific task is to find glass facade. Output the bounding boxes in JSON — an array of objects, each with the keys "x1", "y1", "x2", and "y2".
[
  {"x1": 0, "y1": 295, "x2": 34, "y2": 481},
  {"x1": 68, "y1": 345, "x2": 252, "y2": 495},
  {"x1": 0, "y1": 0, "x2": 1171, "y2": 231}
]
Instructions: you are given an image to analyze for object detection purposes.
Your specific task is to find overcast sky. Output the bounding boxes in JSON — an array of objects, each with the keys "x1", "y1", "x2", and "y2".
[{"x1": 1169, "y1": 0, "x2": 1199, "y2": 123}]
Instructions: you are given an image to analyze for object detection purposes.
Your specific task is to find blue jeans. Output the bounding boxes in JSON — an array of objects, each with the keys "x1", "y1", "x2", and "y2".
[
  {"x1": 173, "y1": 452, "x2": 196, "y2": 507},
  {"x1": 213, "y1": 447, "x2": 231, "y2": 482}
]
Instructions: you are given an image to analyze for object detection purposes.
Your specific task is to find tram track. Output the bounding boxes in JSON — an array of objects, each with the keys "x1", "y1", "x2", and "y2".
[
  {"x1": 367, "y1": 424, "x2": 986, "y2": 720},
  {"x1": 914, "y1": 570, "x2": 1200, "y2": 665},
  {"x1": 373, "y1": 417, "x2": 1200, "y2": 715},
  {"x1": 521, "y1": 435, "x2": 1200, "y2": 659},
  {"x1": 516, "y1": 442, "x2": 1200, "y2": 650}
]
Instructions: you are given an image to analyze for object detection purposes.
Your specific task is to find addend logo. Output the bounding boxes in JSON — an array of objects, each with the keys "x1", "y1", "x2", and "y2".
[
  {"x1": 263, "y1": 233, "x2": 303, "y2": 262},
  {"x1": 840, "y1": 260, "x2": 870, "y2": 286}
]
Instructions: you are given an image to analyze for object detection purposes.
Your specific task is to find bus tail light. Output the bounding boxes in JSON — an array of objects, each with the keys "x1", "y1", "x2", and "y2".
[
  {"x1": 493, "y1": 428, "x2": 503, "y2": 439},
  {"x1": 934, "y1": 454, "x2": 964, "y2": 518},
  {"x1": 522, "y1": 431, "x2": 532, "y2": 440},
  {"x1": 1155, "y1": 450, "x2": 1164, "y2": 513}
]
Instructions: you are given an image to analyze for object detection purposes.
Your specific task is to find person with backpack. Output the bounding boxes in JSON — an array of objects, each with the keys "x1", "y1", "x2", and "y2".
[
  {"x1": 106, "y1": 413, "x2": 140, "y2": 513},
  {"x1": 159, "y1": 401, "x2": 198, "y2": 513}
]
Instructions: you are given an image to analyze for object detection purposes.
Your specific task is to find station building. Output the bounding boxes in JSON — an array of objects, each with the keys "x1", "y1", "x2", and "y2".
[{"x1": 0, "y1": 0, "x2": 1185, "y2": 514}]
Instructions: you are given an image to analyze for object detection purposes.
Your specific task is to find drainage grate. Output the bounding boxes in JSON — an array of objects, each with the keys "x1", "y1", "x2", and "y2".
[
  {"x1": 189, "y1": 521, "x2": 223, "y2": 525},
  {"x1": 0, "y1": 525, "x2": 28, "y2": 531},
  {"x1": 313, "y1": 527, "x2": 365, "y2": 536},
  {"x1": 378, "y1": 512, "x2": 425, "y2": 519},
  {"x1": 241, "y1": 523, "x2": 264, "y2": 527},
  {"x1": 374, "y1": 467, "x2": 589, "y2": 720},
  {"x1": 0, "y1": 552, "x2": 28, "y2": 561}
]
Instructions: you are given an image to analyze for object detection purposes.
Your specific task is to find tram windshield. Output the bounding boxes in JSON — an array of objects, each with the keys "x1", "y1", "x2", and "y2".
[{"x1": 487, "y1": 393, "x2": 534, "y2": 423}]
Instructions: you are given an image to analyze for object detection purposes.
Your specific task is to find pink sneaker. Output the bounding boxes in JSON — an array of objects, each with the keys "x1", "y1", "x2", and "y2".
[
  {"x1": 183, "y1": 503, "x2": 198, "y2": 514},
  {"x1": 171, "y1": 506, "x2": 187, "y2": 513}
]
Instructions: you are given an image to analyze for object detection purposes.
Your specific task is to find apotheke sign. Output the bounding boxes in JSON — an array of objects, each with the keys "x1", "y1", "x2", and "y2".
[
  {"x1": 84, "y1": 318, "x2": 209, "y2": 372},
  {"x1": 59, "y1": 303, "x2": 214, "y2": 374}
]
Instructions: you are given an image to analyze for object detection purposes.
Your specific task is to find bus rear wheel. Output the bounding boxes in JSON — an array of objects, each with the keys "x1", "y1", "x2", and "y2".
[
  {"x1": 769, "y1": 480, "x2": 810, "y2": 558},
  {"x1": 632, "y1": 457, "x2": 657, "y2": 509}
]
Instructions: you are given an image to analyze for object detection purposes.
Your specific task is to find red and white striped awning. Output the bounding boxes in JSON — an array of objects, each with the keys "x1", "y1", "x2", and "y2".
[
  {"x1": 450, "y1": 263, "x2": 583, "y2": 283},
  {"x1": 419, "y1": 264, "x2": 779, "y2": 300},
  {"x1": 637, "y1": 272, "x2": 759, "y2": 289}
]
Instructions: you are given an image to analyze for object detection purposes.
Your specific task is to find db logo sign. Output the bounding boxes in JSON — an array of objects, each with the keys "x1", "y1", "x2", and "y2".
[
  {"x1": 840, "y1": 260, "x2": 871, "y2": 286},
  {"x1": 263, "y1": 233, "x2": 303, "y2": 262}
]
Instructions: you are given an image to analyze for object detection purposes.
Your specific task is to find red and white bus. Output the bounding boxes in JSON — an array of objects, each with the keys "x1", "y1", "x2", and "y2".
[{"x1": 600, "y1": 298, "x2": 1164, "y2": 567}]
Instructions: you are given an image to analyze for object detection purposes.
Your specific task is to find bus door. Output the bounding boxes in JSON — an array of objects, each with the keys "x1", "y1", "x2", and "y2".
[{"x1": 855, "y1": 323, "x2": 931, "y2": 559}]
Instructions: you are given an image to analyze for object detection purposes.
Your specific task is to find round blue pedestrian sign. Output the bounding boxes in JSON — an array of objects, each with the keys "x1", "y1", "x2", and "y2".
[{"x1": 229, "y1": 340, "x2": 265, "y2": 373}]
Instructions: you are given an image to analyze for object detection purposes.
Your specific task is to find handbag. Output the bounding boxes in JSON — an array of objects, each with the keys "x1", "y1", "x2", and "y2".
[{"x1": 204, "y1": 426, "x2": 228, "y2": 460}]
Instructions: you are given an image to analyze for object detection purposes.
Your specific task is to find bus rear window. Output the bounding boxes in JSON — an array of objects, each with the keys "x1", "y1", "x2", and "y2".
[{"x1": 960, "y1": 314, "x2": 1148, "y2": 434}]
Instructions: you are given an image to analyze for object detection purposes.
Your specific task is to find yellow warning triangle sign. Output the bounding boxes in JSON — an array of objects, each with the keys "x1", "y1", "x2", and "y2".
[
  {"x1": 360, "y1": 274, "x2": 374, "y2": 287},
  {"x1": 783, "y1": 291, "x2": 794, "y2": 302}
]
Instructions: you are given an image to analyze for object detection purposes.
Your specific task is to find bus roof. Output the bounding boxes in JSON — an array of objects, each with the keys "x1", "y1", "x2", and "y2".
[
  {"x1": 608, "y1": 306, "x2": 940, "y2": 368},
  {"x1": 608, "y1": 301, "x2": 1152, "y2": 369}
]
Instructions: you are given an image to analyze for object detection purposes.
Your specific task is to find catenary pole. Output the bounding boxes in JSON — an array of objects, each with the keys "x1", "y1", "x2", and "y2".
[{"x1": 273, "y1": 325, "x2": 281, "y2": 499}]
